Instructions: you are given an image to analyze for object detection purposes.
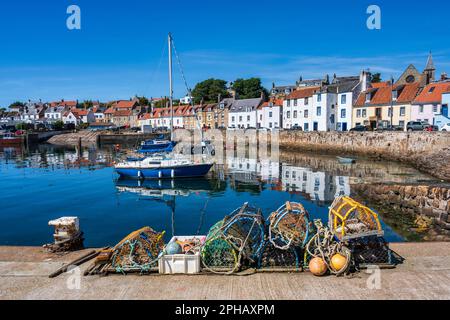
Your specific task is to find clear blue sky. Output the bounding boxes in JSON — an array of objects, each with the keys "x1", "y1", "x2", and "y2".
[{"x1": 1, "y1": 0, "x2": 449, "y2": 106}]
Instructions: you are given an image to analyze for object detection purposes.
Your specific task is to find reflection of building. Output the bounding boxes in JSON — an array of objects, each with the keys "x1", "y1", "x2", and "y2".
[{"x1": 280, "y1": 164, "x2": 350, "y2": 203}]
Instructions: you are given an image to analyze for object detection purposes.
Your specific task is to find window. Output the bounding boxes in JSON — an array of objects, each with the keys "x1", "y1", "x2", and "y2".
[
  {"x1": 232, "y1": 116, "x2": 235, "y2": 122},
  {"x1": 304, "y1": 110, "x2": 309, "y2": 118},
  {"x1": 341, "y1": 109, "x2": 346, "y2": 118},
  {"x1": 269, "y1": 123, "x2": 273, "y2": 128},
  {"x1": 269, "y1": 112, "x2": 273, "y2": 118},
  {"x1": 433, "y1": 105, "x2": 438, "y2": 113},
  {"x1": 305, "y1": 97, "x2": 309, "y2": 105},
  {"x1": 304, "y1": 123, "x2": 309, "y2": 131},
  {"x1": 357, "y1": 109, "x2": 362, "y2": 117},
  {"x1": 293, "y1": 111, "x2": 298, "y2": 118},
  {"x1": 392, "y1": 90, "x2": 398, "y2": 101},
  {"x1": 317, "y1": 107, "x2": 322, "y2": 116},
  {"x1": 341, "y1": 94, "x2": 347, "y2": 104},
  {"x1": 362, "y1": 109, "x2": 367, "y2": 117},
  {"x1": 330, "y1": 114, "x2": 335, "y2": 124},
  {"x1": 239, "y1": 116, "x2": 242, "y2": 122},
  {"x1": 388, "y1": 108, "x2": 393, "y2": 117},
  {"x1": 294, "y1": 100, "x2": 298, "y2": 107},
  {"x1": 419, "y1": 106, "x2": 424, "y2": 113},
  {"x1": 317, "y1": 94, "x2": 322, "y2": 102},
  {"x1": 400, "y1": 107, "x2": 406, "y2": 117},
  {"x1": 287, "y1": 111, "x2": 291, "y2": 119},
  {"x1": 287, "y1": 100, "x2": 291, "y2": 107},
  {"x1": 399, "y1": 120, "x2": 405, "y2": 128}
]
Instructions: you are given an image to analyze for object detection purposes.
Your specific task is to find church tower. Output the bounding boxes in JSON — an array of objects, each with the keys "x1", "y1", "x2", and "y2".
[{"x1": 422, "y1": 51, "x2": 436, "y2": 85}]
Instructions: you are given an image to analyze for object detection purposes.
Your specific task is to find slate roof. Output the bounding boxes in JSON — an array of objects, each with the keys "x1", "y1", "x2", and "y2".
[{"x1": 229, "y1": 98, "x2": 263, "y2": 113}]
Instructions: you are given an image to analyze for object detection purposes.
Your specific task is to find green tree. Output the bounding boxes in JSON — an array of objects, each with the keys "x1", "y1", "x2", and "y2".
[
  {"x1": 53, "y1": 120, "x2": 64, "y2": 131},
  {"x1": 370, "y1": 73, "x2": 382, "y2": 83},
  {"x1": 9, "y1": 101, "x2": 25, "y2": 109},
  {"x1": 191, "y1": 79, "x2": 229, "y2": 104},
  {"x1": 232, "y1": 78, "x2": 269, "y2": 100},
  {"x1": 135, "y1": 96, "x2": 149, "y2": 106},
  {"x1": 79, "y1": 100, "x2": 93, "y2": 109}
]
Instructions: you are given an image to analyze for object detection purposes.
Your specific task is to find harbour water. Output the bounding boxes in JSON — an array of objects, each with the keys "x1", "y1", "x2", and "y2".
[{"x1": 0, "y1": 144, "x2": 442, "y2": 247}]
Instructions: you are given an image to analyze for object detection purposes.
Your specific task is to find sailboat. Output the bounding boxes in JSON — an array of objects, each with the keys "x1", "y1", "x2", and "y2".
[{"x1": 114, "y1": 33, "x2": 214, "y2": 180}]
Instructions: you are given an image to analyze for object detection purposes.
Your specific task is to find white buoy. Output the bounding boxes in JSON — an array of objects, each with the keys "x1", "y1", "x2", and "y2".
[
  {"x1": 159, "y1": 171, "x2": 163, "y2": 179},
  {"x1": 138, "y1": 170, "x2": 142, "y2": 179},
  {"x1": 171, "y1": 169, "x2": 175, "y2": 178}
]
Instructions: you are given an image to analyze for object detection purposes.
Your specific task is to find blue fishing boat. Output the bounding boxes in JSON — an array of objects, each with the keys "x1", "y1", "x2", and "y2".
[{"x1": 115, "y1": 154, "x2": 214, "y2": 179}]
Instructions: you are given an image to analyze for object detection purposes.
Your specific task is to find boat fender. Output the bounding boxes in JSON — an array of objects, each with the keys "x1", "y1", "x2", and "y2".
[
  {"x1": 171, "y1": 169, "x2": 175, "y2": 178},
  {"x1": 138, "y1": 170, "x2": 142, "y2": 179},
  {"x1": 159, "y1": 171, "x2": 163, "y2": 179}
]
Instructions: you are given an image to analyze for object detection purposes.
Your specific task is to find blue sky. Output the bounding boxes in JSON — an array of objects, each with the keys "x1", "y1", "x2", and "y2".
[{"x1": 1, "y1": 0, "x2": 449, "y2": 106}]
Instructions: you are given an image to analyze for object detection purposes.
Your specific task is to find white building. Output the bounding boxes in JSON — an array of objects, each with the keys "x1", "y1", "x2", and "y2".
[
  {"x1": 228, "y1": 98, "x2": 262, "y2": 129},
  {"x1": 45, "y1": 106, "x2": 65, "y2": 123},
  {"x1": 257, "y1": 99, "x2": 283, "y2": 130},
  {"x1": 283, "y1": 71, "x2": 369, "y2": 131},
  {"x1": 283, "y1": 87, "x2": 320, "y2": 131},
  {"x1": 63, "y1": 111, "x2": 81, "y2": 125}
]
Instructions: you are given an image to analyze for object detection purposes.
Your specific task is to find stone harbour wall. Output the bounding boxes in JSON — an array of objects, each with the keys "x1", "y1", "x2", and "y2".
[
  {"x1": 279, "y1": 131, "x2": 450, "y2": 181},
  {"x1": 353, "y1": 184, "x2": 450, "y2": 230}
]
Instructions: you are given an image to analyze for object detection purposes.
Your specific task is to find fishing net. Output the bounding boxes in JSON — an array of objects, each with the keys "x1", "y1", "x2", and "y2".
[
  {"x1": 304, "y1": 220, "x2": 352, "y2": 276},
  {"x1": 258, "y1": 242, "x2": 301, "y2": 271},
  {"x1": 201, "y1": 203, "x2": 265, "y2": 274},
  {"x1": 110, "y1": 227, "x2": 165, "y2": 274},
  {"x1": 268, "y1": 202, "x2": 311, "y2": 250},
  {"x1": 347, "y1": 236, "x2": 401, "y2": 268}
]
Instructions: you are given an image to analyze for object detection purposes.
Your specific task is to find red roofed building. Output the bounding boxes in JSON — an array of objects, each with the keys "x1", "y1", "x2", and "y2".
[
  {"x1": 282, "y1": 86, "x2": 321, "y2": 130},
  {"x1": 257, "y1": 98, "x2": 283, "y2": 130},
  {"x1": 353, "y1": 82, "x2": 422, "y2": 130},
  {"x1": 411, "y1": 82, "x2": 450, "y2": 127}
]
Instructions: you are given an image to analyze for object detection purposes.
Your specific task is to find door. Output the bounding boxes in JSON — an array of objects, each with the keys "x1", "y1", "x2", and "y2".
[
  {"x1": 342, "y1": 122, "x2": 348, "y2": 131},
  {"x1": 313, "y1": 122, "x2": 318, "y2": 131}
]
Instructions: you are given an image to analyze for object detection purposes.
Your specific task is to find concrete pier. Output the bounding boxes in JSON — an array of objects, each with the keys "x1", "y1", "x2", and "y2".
[{"x1": 1, "y1": 243, "x2": 449, "y2": 300}]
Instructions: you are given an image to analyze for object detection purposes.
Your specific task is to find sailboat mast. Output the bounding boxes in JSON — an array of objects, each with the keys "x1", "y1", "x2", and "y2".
[{"x1": 168, "y1": 32, "x2": 174, "y2": 140}]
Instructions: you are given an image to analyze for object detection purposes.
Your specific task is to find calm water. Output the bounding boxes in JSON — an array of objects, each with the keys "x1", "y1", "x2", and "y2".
[{"x1": 0, "y1": 144, "x2": 441, "y2": 247}]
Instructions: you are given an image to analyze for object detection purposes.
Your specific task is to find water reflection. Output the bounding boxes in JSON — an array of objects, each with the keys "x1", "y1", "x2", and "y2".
[{"x1": 0, "y1": 144, "x2": 442, "y2": 246}]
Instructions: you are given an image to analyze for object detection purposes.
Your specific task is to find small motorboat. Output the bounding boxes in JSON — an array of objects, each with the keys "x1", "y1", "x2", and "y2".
[
  {"x1": 115, "y1": 154, "x2": 214, "y2": 179},
  {"x1": 337, "y1": 156, "x2": 356, "y2": 164}
]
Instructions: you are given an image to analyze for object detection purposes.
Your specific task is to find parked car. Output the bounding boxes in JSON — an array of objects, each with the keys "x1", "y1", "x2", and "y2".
[
  {"x1": 440, "y1": 123, "x2": 450, "y2": 132},
  {"x1": 350, "y1": 125, "x2": 370, "y2": 132},
  {"x1": 376, "y1": 125, "x2": 403, "y2": 132},
  {"x1": 290, "y1": 125, "x2": 303, "y2": 131},
  {"x1": 425, "y1": 125, "x2": 439, "y2": 132},
  {"x1": 406, "y1": 121, "x2": 430, "y2": 132}
]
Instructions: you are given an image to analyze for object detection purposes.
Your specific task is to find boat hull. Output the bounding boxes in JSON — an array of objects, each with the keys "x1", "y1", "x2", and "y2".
[{"x1": 115, "y1": 163, "x2": 214, "y2": 179}]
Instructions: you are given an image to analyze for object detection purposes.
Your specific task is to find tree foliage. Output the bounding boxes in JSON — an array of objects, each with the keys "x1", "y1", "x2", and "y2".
[
  {"x1": 135, "y1": 96, "x2": 149, "y2": 106},
  {"x1": 370, "y1": 73, "x2": 382, "y2": 83},
  {"x1": 231, "y1": 78, "x2": 269, "y2": 100},
  {"x1": 191, "y1": 79, "x2": 229, "y2": 104},
  {"x1": 9, "y1": 101, "x2": 25, "y2": 109}
]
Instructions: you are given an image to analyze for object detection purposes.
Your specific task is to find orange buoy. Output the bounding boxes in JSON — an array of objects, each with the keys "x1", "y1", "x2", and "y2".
[
  {"x1": 330, "y1": 254, "x2": 348, "y2": 272},
  {"x1": 309, "y1": 257, "x2": 327, "y2": 276}
]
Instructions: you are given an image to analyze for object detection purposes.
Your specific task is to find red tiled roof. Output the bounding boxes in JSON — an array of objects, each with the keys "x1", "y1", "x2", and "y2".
[
  {"x1": 286, "y1": 87, "x2": 320, "y2": 100},
  {"x1": 261, "y1": 98, "x2": 284, "y2": 108},
  {"x1": 413, "y1": 82, "x2": 450, "y2": 104},
  {"x1": 355, "y1": 82, "x2": 421, "y2": 107},
  {"x1": 371, "y1": 82, "x2": 391, "y2": 88},
  {"x1": 115, "y1": 100, "x2": 136, "y2": 109},
  {"x1": 113, "y1": 110, "x2": 132, "y2": 117},
  {"x1": 104, "y1": 107, "x2": 115, "y2": 114},
  {"x1": 51, "y1": 100, "x2": 77, "y2": 108}
]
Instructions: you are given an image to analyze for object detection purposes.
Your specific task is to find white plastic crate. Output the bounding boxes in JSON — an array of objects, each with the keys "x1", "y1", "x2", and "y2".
[{"x1": 158, "y1": 236, "x2": 206, "y2": 275}]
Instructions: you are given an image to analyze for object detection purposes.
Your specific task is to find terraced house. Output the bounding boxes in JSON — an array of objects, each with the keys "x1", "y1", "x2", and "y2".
[
  {"x1": 411, "y1": 81, "x2": 450, "y2": 128},
  {"x1": 353, "y1": 81, "x2": 421, "y2": 130}
]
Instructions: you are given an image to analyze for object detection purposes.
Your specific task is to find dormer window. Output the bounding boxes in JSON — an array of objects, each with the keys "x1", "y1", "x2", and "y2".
[
  {"x1": 392, "y1": 90, "x2": 398, "y2": 101},
  {"x1": 429, "y1": 87, "x2": 436, "y2": 93},
  {"x1": 365, "y1": 92, "x2": 371, "y2": 103}
]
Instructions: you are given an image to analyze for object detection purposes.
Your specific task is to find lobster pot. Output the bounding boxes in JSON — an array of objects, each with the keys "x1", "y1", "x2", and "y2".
[
  {"x1": 201, "y1": 204, "x2": 265, "y2": 274},
  {"x1": 347, "y1": 236, "x2": 399, "y2": 268},
  {"x1": 329, "y1": 197, "x2": 384, "y2": 241},
  {"x1": 258, "y1": 242, "x2": 301, "y2": 271},
  {"x1": 268, "y1": 202, "x2": 311, "y2": 250},
  {"x1": 110, "y1": 227, "x2": 165, "y2": 274}
]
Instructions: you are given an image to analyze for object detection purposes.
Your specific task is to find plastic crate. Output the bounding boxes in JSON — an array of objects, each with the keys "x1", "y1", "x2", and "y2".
[{"x1": 158, "y1": 236, "x2": 206, "y2": 274}]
